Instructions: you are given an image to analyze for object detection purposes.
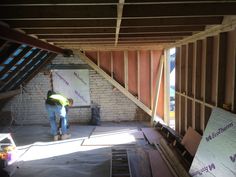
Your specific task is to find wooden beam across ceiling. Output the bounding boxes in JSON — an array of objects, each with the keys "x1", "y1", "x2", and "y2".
[
  {"x1": 46, "y1": 37, "x2": 183, "y2": 43},
  {"x1": 2, "y1": 1, "x2": 235, "y2": 49},
  {"x1": 0, "y1": 6, "x2": 117, "y2": 20},
  {"x1": 122, "y1": 3, "x2": 236, "y2": 18},
  {"x1": 53, "y1": 40, "x2": 176, "y2": 45},
  {"x1": 4, "y1": 17, "x2": 223, "y2": 29},
  {"x1": 5, "y1": 20, "x2": 117, "y2": 29},
  {"x1": 57, "y1": 44, "x2": 166, "y2": 51},
  {"x1": 0, "y1": 0, "x2": 235, "y2": 6},
  {"x1": 22, "y1": 26, "x2": 204, "y2": 35},
  {"x1": 37, "y1": 32, "x2": 193, "y2": 39},
  {"x1": 1, "y1": 3, "x2": 236, "y2": 20}
]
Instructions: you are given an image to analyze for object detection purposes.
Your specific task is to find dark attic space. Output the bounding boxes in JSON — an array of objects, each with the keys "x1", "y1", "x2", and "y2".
[{"x1": 0, "y1": 1, "x2": 236, "y2": 177}]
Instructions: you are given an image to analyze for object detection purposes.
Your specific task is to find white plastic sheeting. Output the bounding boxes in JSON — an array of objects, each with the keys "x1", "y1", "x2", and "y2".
[
  {"x1": 189, "y1": 108, "x2": 236, "y2": 177},
  {"x1": 52, "y1": 69, "x2": 91, "y2": 106}
]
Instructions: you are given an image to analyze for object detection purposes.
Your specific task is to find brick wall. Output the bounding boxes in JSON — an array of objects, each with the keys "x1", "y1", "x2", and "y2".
[{"x1": 2, "y1": 55, "x2": 149, "y2": 125}]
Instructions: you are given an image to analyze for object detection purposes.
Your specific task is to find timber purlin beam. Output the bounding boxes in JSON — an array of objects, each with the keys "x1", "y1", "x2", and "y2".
[
  {"x1": 0, "y1": 46, "x2": 32, "y2": 78},
  {"x1": 0, "y1": 24, "x2": 72, "y2": 56}
]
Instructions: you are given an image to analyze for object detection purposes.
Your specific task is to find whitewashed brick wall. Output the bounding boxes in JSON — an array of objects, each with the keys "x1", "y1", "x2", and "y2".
[{"x1": 3, "y1": 55, "x2": 148, "y2": 125}]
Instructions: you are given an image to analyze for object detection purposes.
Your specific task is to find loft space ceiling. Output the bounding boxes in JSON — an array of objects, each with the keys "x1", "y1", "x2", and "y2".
[{"x1": 1, "y1": 0, "x2": 236, "y2": 51}]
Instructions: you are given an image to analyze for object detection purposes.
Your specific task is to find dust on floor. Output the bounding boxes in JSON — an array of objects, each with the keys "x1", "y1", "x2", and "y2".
[{"x1": 0, "y1": 121, "x2": 153, "y2": 177}]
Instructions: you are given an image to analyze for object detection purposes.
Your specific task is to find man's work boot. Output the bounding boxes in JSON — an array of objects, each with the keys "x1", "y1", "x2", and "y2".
[
  {"x1": 61, "y1": 134, "x2": 71, "y2": 140},
  {"x1": 53, "y1": 135, "x2": 59, "y2": 141}
]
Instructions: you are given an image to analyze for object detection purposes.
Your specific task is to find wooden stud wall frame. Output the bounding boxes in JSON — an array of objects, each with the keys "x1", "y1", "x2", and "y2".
[{"x1": 175, "y1": 28, "x2": 236, "y2": 135}]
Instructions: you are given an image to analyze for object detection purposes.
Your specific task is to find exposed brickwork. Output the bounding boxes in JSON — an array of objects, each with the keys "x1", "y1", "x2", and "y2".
[{"x1": 2, "y1": 55, "x2": 149, "y2": 125}]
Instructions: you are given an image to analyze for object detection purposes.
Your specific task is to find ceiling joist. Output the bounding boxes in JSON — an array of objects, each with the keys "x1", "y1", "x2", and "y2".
[
  {"x1": 4, "y1": 17, "x2": 223, "y2": 29},
  {"x1": 1, "y1": 1, "x2": 236, "y2": 50}
]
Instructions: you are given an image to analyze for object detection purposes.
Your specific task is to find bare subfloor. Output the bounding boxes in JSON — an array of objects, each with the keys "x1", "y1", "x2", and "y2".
[{"x1": 1, "y1": 121, "x2": 154, "y2": 177}]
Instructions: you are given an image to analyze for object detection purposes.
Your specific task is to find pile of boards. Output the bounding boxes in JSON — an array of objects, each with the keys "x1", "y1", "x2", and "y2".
[{"x1": 141, "y1": 123, "x2": 202, "y2": 177}]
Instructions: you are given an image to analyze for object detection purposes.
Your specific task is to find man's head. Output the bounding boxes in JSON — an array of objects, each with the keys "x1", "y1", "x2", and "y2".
[
  {"x1": 47, "y1": 90, "x2": 56, "y2": 98},
  {"x1": 68, "y1": 98, "x2": 73, "y2": 106}
]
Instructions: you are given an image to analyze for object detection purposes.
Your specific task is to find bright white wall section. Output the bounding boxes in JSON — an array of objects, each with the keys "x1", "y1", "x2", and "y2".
[{"x1": 2, "y1": 55, "x2": 148, "y2": 124}]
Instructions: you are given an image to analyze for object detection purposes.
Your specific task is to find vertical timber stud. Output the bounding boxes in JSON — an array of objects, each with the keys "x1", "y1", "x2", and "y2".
[
  {"x1": 180, "y1": 45, "x2": 186, "y2": 135},
  {"x1": 201, "y1": 39, "x2": 207, "y2": 133},
  {"x1": 97, "y1": 51, "x2": 100, "y2": 68},
  {"x1": 185, "y1": 44, "x2": 189, "y2": 132},
  {"x1": 205, "y1": 37, "x2": 214, "y2": 103},
  {"x1": 233, "y1": 35, "x2": 236, "y2": 113},
  {"x1": 175, "y1": 47, "x2": 181, "y2": 133},
  {"x1": 111, "y1": 51, "x2": 114, "y2": 78},
  {"x1": 124, "y1": 51, "x2": 129, "y2": 89},
  {"x1": 151, "y1": 56, "x2": 164, "y2": 126},
  {"x1": 150, "y1": 50, "x2": 154, "y2": 110},
  {"x1": 204, "y1": 37, "x2": 214, "y2": 128},
  {"x1": 195, "y1": 40, "x2": 203, "y2": 133},
  {"x1": 187, "y1": 43, "x2": 194, "y2": 130},
  {"x1": 164, "y1": 50, "x2": 170, "y2": 125},
  {"x1": 137, "y1": 51, "x2": 141, "y2": 100},
  {"x1": 217, "y1": 32, "x2": 228, "y2": 108},
  {"x1": 192, "y1": 42, "x2": 197, "y2": 129}
]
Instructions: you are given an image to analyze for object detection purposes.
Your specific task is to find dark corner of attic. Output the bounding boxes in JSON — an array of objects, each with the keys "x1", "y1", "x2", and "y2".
[{"x1": 0, "y1": 1, "x2": 236, "y2": 177}]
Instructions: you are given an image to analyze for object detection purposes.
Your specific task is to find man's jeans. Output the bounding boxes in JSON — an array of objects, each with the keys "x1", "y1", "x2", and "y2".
[{"x1": 45, "y1": 104, "x2": 68, "y2": 136}]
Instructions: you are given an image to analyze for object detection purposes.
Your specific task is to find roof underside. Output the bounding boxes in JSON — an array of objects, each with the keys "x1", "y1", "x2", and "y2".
[
  {"x1": 0, "y1": 0, "x2": 236, "y2": 104},
  {"x1": 1, "y1": 0, "x2": 236, "y2": 51}
]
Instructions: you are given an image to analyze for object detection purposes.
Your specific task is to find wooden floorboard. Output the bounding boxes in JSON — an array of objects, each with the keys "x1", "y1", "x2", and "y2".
[
  {"x1": 141, "y1": 128, "x2": 162, "y2": 144},
  {"x1": 148, "y1": 150, "x2": 175, "y2": 177}
]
